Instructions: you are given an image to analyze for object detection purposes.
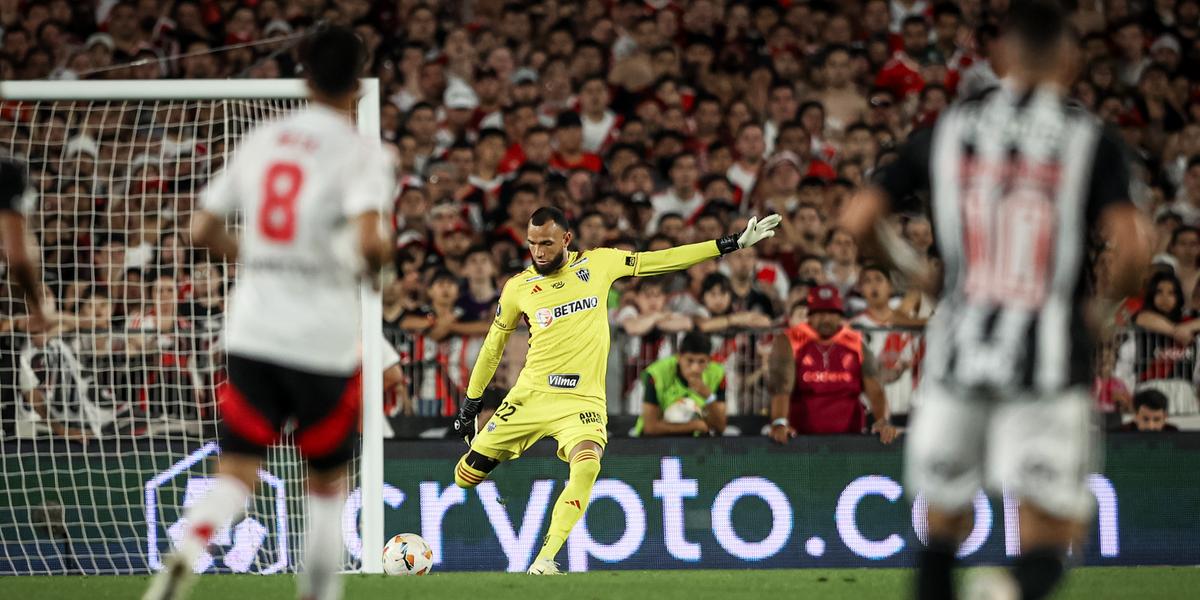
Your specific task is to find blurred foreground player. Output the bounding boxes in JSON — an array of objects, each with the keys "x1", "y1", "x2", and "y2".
[
  {"x1": 0, "y1": 155, "x2": 49, "y2": 332},
  {"x1": 841, "y1": 2, "x2": 1152, "y2": 599},
  {"x1": 144, "y1": 27, "x2": 392, "y2": 600},
  {"x1": 451, "y1": 206, "x2": 780, "y2": 574}
]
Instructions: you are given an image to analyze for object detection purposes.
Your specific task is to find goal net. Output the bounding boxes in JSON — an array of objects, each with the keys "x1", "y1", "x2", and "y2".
[{"x1": 0, "y1": 80, "x2": 385, "y2": 576}]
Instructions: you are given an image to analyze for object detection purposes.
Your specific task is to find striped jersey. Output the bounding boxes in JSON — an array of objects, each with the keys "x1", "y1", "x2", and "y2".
[{"x1": 876, "y1": 84, "x2": 1131, "y2": 392}]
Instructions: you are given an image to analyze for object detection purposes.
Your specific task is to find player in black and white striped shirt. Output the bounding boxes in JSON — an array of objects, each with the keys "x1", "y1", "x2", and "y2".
[{"x1": 842, "y1": 2, "x2": 1153, "y2": 599}]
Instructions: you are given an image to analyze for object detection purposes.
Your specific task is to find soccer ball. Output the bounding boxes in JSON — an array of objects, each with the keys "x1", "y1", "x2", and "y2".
[
  {"x1": 383, "y1": 533, "x2": 434, "y2": 576},
  {"x1": 663, "y1": 397, "x2": 702, "y2": 424}
]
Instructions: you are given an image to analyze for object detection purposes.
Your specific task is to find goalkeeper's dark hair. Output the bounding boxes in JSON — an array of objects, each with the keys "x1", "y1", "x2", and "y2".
[
  {"x1": 530, "y1": 206, "x2": 570, "y2": 231},
  {"x1": 300, "y1": 25, "x2": 365, "y2": 97},
  {"x1": 1003, "y1": 0, "x2": 1069, "y2": 56},
  {"x1": 679, "y1": 331, "x2": 713, "y2": 356}
]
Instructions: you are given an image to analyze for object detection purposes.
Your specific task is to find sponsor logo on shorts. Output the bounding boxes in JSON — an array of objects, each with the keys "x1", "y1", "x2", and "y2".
[
  {"x1": 548, "y1": 374, "x2": 580, "y2": 388},
  {"x1": 533, "y1": 296, "x2": 599, "y2": 328},
  {"x1": 578, "y1": 411, "x2": 603, "y2": 425},
  {"x1": 576, "y1": 268, "x2": 591, "y2": 283}
]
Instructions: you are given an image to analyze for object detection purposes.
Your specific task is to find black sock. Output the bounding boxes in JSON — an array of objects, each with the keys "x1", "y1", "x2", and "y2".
[
  {"x1": 1011, "y1": 547, "x2": 1066, "y2": 600},
  {"x1": 916, "y1": 539, "x2": 958, "y2": 600}
]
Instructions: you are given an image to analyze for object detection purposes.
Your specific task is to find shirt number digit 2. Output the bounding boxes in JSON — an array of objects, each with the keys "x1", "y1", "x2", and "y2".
[
  {"x1": 496, "y1": 401, "x2": 517, "y2": 422},
  {"x1": 260, "y1": 161, "x2": 304, "y2": 242}
]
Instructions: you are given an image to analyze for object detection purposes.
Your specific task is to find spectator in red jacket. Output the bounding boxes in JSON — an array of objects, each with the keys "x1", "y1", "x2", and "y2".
[{"x1": 767, "y1": 285, "x2": 896, "y2": 443}]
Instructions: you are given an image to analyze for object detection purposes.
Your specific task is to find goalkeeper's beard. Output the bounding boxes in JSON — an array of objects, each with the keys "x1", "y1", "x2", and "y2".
[{"x1": 533, "y1": 250, "x2": 567, "y2": 275}]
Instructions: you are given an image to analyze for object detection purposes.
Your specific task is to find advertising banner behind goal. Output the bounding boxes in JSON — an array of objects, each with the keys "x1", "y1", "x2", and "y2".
[{"x1": 2, "y1": 435, "x2": 1197, "y2": 574}]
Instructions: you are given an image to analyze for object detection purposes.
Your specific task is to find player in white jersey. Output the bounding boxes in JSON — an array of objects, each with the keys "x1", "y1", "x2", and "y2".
[{"x1": 144, "y1": 27, "x2": 392, "y2": 600}]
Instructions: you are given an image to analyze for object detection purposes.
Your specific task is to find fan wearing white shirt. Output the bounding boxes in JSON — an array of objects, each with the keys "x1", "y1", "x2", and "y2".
[
  {"x1": 578, "y1": 74, "x2": 620, "y2": 154},
  {"x1": 651, "y1": 153, "x2": 704, "y2": 228},
  {"x1": 145, "y1": 26, "x2": 393, "y2": 600}
]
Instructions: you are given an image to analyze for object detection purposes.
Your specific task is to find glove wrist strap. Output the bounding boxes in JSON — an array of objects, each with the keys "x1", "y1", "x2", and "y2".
[{"x1": 716, "y1": 235, "x2": 740, "y2": 255}]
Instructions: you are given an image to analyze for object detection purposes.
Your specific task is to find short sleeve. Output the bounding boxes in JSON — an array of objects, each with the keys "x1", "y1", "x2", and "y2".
[
  {"x1": 873, "y1": 125, "x2": 934, "y2": 214},
  {"x1": 200, "y1": 163, "x2": 239, "y2": 216},
  {"x1": 492, "y1": 278, "x2": 523, "y2": 332},
  {"x1": 1084, "y1": 127, "x2": 1133, "y2": 226},
  {"x1": 18, "y1": 352, "x2": 38, "y2": 393},
  {"x1": 344, "y1": 141, "x2": 394, "y2": 218}
]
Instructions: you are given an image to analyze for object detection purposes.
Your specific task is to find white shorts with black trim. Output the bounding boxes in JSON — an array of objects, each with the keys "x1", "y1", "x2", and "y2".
[{"x1": 904, "y1": 381, "x2": 1098, "y2": 521}]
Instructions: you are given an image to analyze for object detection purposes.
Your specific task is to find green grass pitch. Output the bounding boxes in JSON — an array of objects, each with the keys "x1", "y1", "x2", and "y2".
[{"x1": 2, "y1": 567, "x2": 1198, "y2": 599}]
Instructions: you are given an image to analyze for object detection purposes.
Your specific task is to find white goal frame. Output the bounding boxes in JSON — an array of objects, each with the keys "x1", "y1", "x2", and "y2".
[{"x1": 0, "y1": 78, "x2": 386, "y2": 574}]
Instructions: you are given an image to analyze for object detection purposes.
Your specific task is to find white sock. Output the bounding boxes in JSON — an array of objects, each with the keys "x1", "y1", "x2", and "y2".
[
  {"x1": 298, "y1": 491, "x2": 345, "y2": 600},
  {"x1": 177, "y1": 475, "x2": 250, "y2": 563}
]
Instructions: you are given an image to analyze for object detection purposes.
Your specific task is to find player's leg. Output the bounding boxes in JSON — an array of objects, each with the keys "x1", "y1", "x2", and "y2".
[
  {"x1": 531, "y1": 402, "x2": 608, "y2": 572},
  {"x1": 530, "y1": 440, "x2": 603, "y2": 572},
  {"x1": 300, "y1": 463, "x2": 350, "y2": 600},
  {"x1": 144, "y1": 356, "x2": 282, "y2": 600},
  {"x1": 989, "y1": 388, "x2": 1095, "y2": 600},
  {"x1": 454, "y1": 389, "x2": 535, "y2": 488},
  {"x1": 292, "y1": 368, "x2": 362, "y2": 600},
  {"x1": 905, "y1": 383, "x2": 988, "y2": 600}
]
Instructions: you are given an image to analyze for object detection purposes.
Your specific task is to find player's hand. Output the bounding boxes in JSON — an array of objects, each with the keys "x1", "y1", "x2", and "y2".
[
  {"x1": 737, "y1": 214, "x2": 783, "y2": 249},
  {"x1": 769, "y1": 424, "x2": 795, "y2": 445},
  {"x1": 453, "y1": 396, "x2": 482, "y2": 444},
  {"x1": 872, "y1": 420, "x2": 899, "y2": 445}
]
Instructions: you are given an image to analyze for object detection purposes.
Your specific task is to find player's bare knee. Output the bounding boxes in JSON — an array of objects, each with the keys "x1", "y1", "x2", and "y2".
[{"x1": 927, "y1": 505, "x2": 974, "y2": 543}]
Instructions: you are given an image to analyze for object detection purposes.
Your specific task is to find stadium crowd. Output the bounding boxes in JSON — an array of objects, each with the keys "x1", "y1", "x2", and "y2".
[{"x1": 1, "y1": 0, "x2": 1199, "y2": 441}]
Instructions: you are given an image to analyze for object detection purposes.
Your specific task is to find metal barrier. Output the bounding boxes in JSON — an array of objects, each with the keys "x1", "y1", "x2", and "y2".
[
  {"x1": 382, "y1": 323, "x2": 930, "y2": 420},
  {"x1": 381, "y1": 322, "x2": 1200, "y2": 422}
]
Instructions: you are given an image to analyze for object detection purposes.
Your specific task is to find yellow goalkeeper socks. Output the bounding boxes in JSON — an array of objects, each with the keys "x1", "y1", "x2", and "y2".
[
  {"x1": 454, "y1": 455, "x2": 487, "y2": 489},
  {"x1": 534, "y1": 448, "x2": 601, "y2": 563}
]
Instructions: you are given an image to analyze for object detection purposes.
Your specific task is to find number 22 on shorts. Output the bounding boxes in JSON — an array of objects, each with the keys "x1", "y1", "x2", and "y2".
[
  {"x1": 260, "y1": 161, "x2": 304, "y2": 242},
  {"x1": 495, "y1": 401, "x2": 517, "y2": 421}
]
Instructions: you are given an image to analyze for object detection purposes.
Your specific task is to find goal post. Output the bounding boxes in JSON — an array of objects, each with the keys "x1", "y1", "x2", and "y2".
[{"x1": 0, "y1": 79, "x2": 385, "y2": 575}]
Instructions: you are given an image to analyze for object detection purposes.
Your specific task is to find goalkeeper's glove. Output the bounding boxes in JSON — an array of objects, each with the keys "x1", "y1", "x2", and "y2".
[
  {"x1": 453, "y1": 396, "x2": 482, "y2": 444},
  {"x1": 716, "y1": 214, "x2": 783, "y2": 254}
]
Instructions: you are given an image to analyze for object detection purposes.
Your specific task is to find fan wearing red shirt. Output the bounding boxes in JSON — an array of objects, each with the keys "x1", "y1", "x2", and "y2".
[
  {"x1": 766, "y1": 285, "x2": 897, "y2": 443},
  {"x1": 875, "y1": 15, "x2": 932, "y2": 99},
  {"x1": 550, "y1": 112, "x2": 603, "y2": 174}
]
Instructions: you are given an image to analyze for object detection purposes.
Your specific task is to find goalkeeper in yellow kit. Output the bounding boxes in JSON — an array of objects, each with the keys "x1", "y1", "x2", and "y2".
[{"x1": 451, "y1": 206, "x2": 781, "y2": 574}]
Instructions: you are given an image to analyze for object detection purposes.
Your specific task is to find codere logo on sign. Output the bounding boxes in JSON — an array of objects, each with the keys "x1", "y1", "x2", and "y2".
[{"x1": 534, "y1": 296, "x2": 599, "y2": 328}]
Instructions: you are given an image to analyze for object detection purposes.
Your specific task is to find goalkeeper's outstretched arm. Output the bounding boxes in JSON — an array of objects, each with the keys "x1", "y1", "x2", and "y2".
[{"x1": 633, "y1": 214, "x2": 783, "y2": 276}]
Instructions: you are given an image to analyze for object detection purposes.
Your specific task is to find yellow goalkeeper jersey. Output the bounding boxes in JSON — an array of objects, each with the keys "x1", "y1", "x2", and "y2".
[{"x1": 466, "y1": 242, "x2": 722, "y2": 401}]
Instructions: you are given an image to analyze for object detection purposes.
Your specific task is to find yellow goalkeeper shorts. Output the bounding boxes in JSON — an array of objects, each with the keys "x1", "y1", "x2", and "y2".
[{"x1": 470, "y1": 386, "x2": 608, "y2": 463}]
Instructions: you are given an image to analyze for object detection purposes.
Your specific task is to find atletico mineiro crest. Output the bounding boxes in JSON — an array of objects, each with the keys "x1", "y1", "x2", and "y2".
[{"x1": 576, "y1": 268, "x2": 590, "y2": 283}]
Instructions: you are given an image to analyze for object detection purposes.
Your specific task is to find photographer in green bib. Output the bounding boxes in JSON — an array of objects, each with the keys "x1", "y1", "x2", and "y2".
[{"x1": 634, "y1": 331, "x2": 728, "y2": 437}]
